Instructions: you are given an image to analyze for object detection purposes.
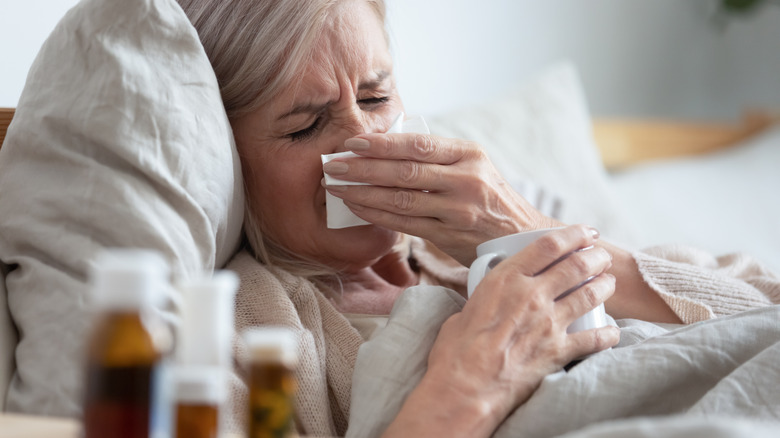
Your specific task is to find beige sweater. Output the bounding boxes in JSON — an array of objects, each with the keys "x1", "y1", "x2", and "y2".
[{"x1": 225, "y1": 241, "x2": 780, "y2": 436}]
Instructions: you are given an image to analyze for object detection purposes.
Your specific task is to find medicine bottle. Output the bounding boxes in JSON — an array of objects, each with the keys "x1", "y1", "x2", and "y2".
[
  {"x1": 244, "y1": 327, "x2": 299, "y2": 438},
  {"x1": 82, "y1": 249, "x2": 171, "y2": 438},
  {"x1": 174, "y1": 271, "x2": 238, "y2": 438}
]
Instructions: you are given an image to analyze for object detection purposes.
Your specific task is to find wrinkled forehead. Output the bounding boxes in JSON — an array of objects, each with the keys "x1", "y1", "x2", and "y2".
[
  {"x1": 306, "y1": 3, "x2": 389, "y2": 85},
  {"x1": 318, "y1": 1, "x2": 388, "y2": 70}
]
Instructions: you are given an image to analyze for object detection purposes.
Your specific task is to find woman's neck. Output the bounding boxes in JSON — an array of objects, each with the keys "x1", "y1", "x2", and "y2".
[{"x1": 327, "y1": 250, "x2": 419, "y2": 315}]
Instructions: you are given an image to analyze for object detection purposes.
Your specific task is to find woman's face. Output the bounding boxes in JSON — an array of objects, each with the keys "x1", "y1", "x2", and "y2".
[{"x1": 232, "y1": 1, "x2": 403, "y2": 272}]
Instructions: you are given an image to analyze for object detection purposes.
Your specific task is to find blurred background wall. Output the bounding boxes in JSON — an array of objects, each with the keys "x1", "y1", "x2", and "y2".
[{"x1": 1, "y1": 0, "x2": 779, "y2": 119}]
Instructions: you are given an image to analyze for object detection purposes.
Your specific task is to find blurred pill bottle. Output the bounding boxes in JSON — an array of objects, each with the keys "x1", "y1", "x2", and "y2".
[
  {"x1": 82, "y1": 249, "x2": 173, "y2": 438},
  {"x1": 244, "y1": 327, "x2": 298, "y2": 438},
  {"x1": 174, "y1": 271, "x2": 238, "y2": 438}
]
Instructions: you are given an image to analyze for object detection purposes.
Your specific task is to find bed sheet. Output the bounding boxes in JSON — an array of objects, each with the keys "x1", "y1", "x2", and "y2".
[
  {"x1": 346, "y1": 286, "x2": 780, "y2": 437},
  {"x1": 608, "y1": 125, "x2": 780, "y2": 276}
]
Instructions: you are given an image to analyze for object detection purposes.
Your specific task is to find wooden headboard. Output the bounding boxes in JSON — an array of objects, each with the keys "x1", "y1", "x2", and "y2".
[
  {"x1": 0, "y1": 107, "x2": 776, "y2": 169},
  {"x1": 592, "y1": 110, "x2": 778, "y2": 169},
  {"x1": 0, "y1": 108, "x2": 13, "y2": 150}
]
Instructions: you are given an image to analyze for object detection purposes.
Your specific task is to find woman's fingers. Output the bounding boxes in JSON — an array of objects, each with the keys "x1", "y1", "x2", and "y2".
[
  {"x1": 324, "y1": 134, "x2": 485, "y2": 190},
  {"x1": 500, "y1": 225, "x2": 601, "y2": 278},
  {"x1": 324, "y1": 157, "x2": 450, "y2": 191},
  {"x1": 346, "y1": 133, "x2": 475, "y2": 165},
  {"x1": 555, "y1": 272, "x2": 616, "y2": 324},
  {"x1": 565, "y1": 325, "x2": 621, "y2": 360},
  {"x1": 537, "y1": 245, "x2": 613, "y2": 301},
  {"x1": 326, "y1": 182, "x2": 454, "y2": 218}
]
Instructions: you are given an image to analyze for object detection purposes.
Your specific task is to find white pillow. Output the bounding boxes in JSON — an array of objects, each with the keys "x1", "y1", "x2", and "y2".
[
  {"x1": 0, "y1": 0, "x2": 243, "y2": 416},
  {"x1": 426, "y1": 63, "x2": 637, "y2": 246},
  {"x1": 0, "y1": 267, "x2": 16, "y2": 411}
]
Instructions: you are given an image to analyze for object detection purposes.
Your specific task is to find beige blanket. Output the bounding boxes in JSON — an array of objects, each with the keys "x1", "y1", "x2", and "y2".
[{"x1": 225, "y1": 242, "x2": 780, "y2": 437}]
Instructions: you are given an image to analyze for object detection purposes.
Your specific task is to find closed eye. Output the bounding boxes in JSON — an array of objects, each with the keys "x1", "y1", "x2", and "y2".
[
  {"x1": 287, "y1": 117, "x2": 322, "y2": 142},
  {"x1": 358, "y1": 96, "x2": 389, "y2": 106}
]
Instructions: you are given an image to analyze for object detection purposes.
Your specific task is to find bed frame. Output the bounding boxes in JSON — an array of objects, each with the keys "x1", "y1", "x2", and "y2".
[{"x1": 0, "y1": 107, "x2": 777, "y2": 169}]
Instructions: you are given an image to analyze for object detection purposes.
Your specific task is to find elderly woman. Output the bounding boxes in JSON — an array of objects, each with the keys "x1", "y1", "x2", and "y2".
[{"x1": 173, "y1": 0, "x2": 779, "y2": 436}]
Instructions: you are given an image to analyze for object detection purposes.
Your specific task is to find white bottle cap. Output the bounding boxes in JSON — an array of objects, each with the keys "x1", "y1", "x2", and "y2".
[
  {"x1": 243, "y1": 327, "x2": 298, "y2": 367},
  {"x1": 89, "y1": 248, "x2": 169, "y2": 310},
  {"x1": 177, "y1": 271, "x2": 239, "y2": 368},
  {"x1": 174, "y1": 365, "x2": 227, "y2": 405}
]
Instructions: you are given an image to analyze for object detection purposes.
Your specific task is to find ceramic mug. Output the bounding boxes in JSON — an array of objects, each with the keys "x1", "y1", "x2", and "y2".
[{"x1": 468, "y1": 228, "x2": 608, "y2": 333}]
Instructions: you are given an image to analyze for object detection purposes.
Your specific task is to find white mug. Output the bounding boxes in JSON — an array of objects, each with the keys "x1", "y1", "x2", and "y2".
[{"x1": 468, "y1": 228, "x2": 608, "y2": 334}]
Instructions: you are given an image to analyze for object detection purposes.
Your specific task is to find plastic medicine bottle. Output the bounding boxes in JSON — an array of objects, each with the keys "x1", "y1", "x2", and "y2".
[
  {"x1": 82, "y1": 249, "x2": 171, "y2": 438},
  {"x1": 174, "y1": 271, "x2": 238, "y2": 438},
  {"x1": 244, "y1": 327, "x2": 299, "y2": 438}
]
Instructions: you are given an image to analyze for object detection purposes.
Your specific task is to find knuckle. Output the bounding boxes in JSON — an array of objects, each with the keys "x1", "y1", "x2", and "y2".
[
  {"x1": 381, "y1": 135, "x2": 397, "y2": 155},
  {"x1": 392, "y1": 190, "x2": 415, "y2": 211},
  {"x1": 400, "y1": 160, "x2": 421, "y2": 184},
  {"x1": 463, "y1": 141, "x2": 486, "y2": 158},
  {"x1": 580, "y1": 283, "x2": 600, "y2": 309},
  {"x1": 452, "y1": 207, "x2": 479, "y2": 227},
  {"x1": 594, "y1": 326, "x2": 619, "y2": 350},
  {"x1": 569, "y1": 252, "x2": 592, "y2": 276},
  {"x1": 411, "y1": 134, "x2": 437, "y2": 159},
  {"x1": 592, "y1": 328, "x2": 606, "y2": 350},
  {"x1": 537, "y1": 234, "x2": 567, "y2": 255},
  {"x1": 576, "y1": 224, "x2": 592, "y2": 240}
]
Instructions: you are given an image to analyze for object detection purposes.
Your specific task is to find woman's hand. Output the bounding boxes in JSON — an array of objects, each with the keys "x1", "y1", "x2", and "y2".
[
  {"x1": 322, "y1": 133, "x2": 561, "y2": 265},
  {"x1": 382, "y1": 225, "x2": 620, "y2": 438}
]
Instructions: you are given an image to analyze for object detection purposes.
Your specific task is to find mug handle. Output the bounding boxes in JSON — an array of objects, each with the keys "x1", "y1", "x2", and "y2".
[{"x1": 467, "y1": 252, "x2": 505, "y2": 298}]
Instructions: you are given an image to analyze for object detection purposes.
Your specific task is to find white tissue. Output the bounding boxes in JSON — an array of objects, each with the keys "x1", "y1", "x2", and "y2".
[{"x1": 322, "y1": 112, "x2": 430, "y2": 229}]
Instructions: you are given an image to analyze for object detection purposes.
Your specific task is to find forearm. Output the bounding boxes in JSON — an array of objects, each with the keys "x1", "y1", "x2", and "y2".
[
  {"x1": 597, "y1": 240, "x2": 682, "y2": 323},
  {"x1": 382, "y1": 376, "x2": 502, "y2": 438}
]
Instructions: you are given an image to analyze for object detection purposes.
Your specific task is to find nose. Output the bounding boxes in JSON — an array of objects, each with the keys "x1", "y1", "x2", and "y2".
[{"x1": 331, "y1": 110, "x2": 383, "y2": 153}]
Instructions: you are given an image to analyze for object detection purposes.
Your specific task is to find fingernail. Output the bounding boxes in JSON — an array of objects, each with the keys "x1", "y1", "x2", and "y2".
[
  {"x1": 345, "y1": 138, "x2": 370, "y2": 151},
  {"x1": 589, "y1": 227, "x2": 600, "y2": 240},
  {"x1": 323, "y1": 161, "x2": 348, "y2": 175}
]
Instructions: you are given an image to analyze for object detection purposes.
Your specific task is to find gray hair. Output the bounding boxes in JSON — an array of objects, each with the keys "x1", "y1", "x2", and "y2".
[{"x1": 176, "y1": 0, "x2": 389, "y2": 278}]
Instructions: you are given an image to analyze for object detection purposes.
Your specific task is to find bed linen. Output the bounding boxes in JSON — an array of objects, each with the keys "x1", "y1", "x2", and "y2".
[
  {"x1": 346, "y1": 286, "x2": 780, "y2": 437},
  {"x1": 610, "y1": 125, "x2": 780, "y2": 275},
  {"x1": 0, "y1": 0, "x2": 242, "y2": 416}
]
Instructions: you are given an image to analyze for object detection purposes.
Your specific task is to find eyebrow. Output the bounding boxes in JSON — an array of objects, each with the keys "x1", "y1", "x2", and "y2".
[
  {"x1": 276, "y1": 70, "x2": 391, "y2": 121},
  {"x1": 358, "y1": 70, "x2": 390, "y2": 91}
]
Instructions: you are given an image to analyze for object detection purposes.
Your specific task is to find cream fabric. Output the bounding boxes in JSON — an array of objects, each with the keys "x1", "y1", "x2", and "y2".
[
  {"x1": 635, "y1": 245, "x2": 780, "y2": 324},
  {"x1": 342, "y1": 314, "x2": 388, "y2": 342},
  {"x1": 346, "y1": 249, "x2": 780, "y2": 437},
  {"x1": 226, "y1": 251, "x2": 363, "y2": 437},
  {"x1": 426, "y1": 63, "x2": 637, "y2": 247},
  {"x1": 346, "y1": 286, "x2": 465, "y2": 438},
  {"x1": 0, "y1": 266, "x2": 16, "y2": 411},
  {"x1": 223, "y1": 233, "x2": 780, "y2": 437},
  {"x1": 0, "y1": 0, "x2": 243, "y2": 416}
]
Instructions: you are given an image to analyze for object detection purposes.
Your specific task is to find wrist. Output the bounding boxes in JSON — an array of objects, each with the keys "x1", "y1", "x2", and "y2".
[
  {"x1": 383, "y1": 375, "x2": 503, "y2": 438},
  {"x1": 597, "y1": 240, "x2": 682, "y2": 323}
]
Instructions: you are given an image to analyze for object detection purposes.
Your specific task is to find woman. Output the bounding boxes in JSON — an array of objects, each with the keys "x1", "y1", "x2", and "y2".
[{"x1": 177, "y1": 0, "x2": 778, "y2": 436}]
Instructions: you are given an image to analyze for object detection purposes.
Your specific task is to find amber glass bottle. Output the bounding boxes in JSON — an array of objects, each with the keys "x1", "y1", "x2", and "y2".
[
  {"x1": 175, "y1": 397, "x2": 218, "y2": 438},
  {"x1": 83, "y1": 249, "x2": 170, "y2": 438},
  {"x1": 173, "y1": 271, "x2": 238, "y2": 438},
  {"x1": 244, "y1": 328, "x2": 299, "y2": 438}
]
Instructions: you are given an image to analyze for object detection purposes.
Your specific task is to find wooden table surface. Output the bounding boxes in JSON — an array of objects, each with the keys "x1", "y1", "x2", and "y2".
[
  {"x1": 0, "y1": 413, "x2": 244, "y2": 438},
  {"x1": 0, "y1": 413, "x2": 80, "y2": 438}
]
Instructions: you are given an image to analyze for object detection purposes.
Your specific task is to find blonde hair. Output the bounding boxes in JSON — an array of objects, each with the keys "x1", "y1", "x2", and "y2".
[{"x1": 176, "y1": 0, "x2": 389, "y2": 278}]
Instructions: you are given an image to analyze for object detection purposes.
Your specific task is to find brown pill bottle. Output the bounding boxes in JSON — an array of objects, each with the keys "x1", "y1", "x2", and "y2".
[
  {"x1": 82, "y1": 249, "x2": 172, "y2": 438},
  {"x1": 174, "y1": 271, "x2": 238, "y2": 438},
  {"x1": 244, "y1": 327, "x2": 299, "y2": 438}
]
